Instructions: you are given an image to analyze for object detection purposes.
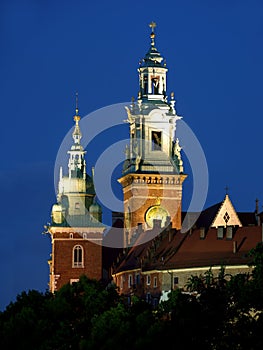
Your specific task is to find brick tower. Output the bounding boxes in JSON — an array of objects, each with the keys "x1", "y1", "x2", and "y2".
[
  {"x1": 46, "y1": 97, "x2": 105, "y2": 292},
  {"x1": 118, "y1": 22, "x2": 187, "y2": 246}
]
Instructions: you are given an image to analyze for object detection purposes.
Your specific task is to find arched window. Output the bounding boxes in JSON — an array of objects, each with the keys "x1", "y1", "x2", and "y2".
[{"x1": 73, "y1": 245, "x2": 84, "y2": 267}]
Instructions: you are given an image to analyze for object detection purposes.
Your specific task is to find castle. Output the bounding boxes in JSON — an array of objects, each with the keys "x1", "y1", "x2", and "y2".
[{"x1": 46, "y1": 23, "x2": 262, "y2": 304}]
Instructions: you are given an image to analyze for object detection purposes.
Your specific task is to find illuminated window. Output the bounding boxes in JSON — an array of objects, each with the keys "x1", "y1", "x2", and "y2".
[
  {"x1": 128, "y1": 274, "x2": 133, "y2": 288},
  {"x1": 146, "y1": 275, "x2": 151, "y2": 285},
  {"x1": 73, "y1": 245, "x2": 84, "y2": 267},
  {"x1": 152, "y1": 131, "x2": 162, "y2": 151}
]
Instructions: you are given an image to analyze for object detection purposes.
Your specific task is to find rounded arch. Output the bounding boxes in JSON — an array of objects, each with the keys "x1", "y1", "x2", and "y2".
[{"x1": 72, "y1": 244, "x2": 84, "y2": 267}]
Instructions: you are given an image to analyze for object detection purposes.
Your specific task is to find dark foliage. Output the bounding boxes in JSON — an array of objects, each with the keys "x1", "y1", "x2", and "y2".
[{"x1": 1, "y1": 245, "x2": 263, "y2": 349}]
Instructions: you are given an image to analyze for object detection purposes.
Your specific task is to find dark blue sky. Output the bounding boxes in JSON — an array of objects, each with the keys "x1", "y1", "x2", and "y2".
[{"x1": 1, "y1": 0, "x2": 263, "y2": 310}]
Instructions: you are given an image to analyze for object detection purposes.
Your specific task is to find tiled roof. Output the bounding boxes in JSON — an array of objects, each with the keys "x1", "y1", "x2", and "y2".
[{"x1": 113, "y1": 225, "x2": 262, "y2": 274}]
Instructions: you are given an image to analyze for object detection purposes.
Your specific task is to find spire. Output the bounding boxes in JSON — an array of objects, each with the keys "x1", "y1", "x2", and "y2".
[
  {"x1": 141, "y1": 21, "x2": 164, "y2": 66},
  {"x1": 67, "y1": 93, "x2": 86, "y2": 178},
  {"x1": 138, "y1": 23, "x2": 168, "y2": 102},
  {"x1": 72, "y1": 92, "x2": 82, "y2": 145},
  {"x1": 75, "y1": 91, "x2": 79, "y2": 117},
  {"x1": 149, "y1": 21, "x2": 156, "y2": 47}
]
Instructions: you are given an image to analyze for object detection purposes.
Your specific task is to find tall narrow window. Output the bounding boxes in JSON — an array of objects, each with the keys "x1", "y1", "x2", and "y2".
[
  {"x1": 128, "y1": 274, "x2": 133, "y2": 288},
  {"x1": 144, "y1": 75, "x2": 148, "y2": 94},
  {"x1": 153, "y1": 276, "x2": 157, "y2": 288},
  {"x1": 152, "y1": 131, "x2": 162, "y2": 151},
  {"x1": 146, "y1": 275, "x2": 151, "y2": 285},
  {"x1": 151, "y1": 77, "x2": 159, "y2": 94},
  {"x1": 73, "y1": 245, "x2": 84, "y2": 267}
]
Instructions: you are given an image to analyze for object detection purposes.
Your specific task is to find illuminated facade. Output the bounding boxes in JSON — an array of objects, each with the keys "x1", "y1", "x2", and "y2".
[
  {"x1": 118, "y1": 22, "x2": 187, "y2": 246},
  {"x1": 46, "y1": 104, "x2": 105, "y2": 292},
  {"x1": 45, "y1": 24, "x2": 262, "y2": 303}
]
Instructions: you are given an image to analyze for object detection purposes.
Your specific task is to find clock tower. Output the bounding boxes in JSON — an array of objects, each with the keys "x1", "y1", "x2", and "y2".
[{"x1": 118, "y1": 23, "x2": 187, "y2": 245}]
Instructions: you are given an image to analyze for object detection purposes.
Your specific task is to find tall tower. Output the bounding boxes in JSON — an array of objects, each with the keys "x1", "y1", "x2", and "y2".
[
  {"x1": 46, "y1": 97, "x2": 105, "y2": 293},
  {"x1": 118, "y1": 23, "x2": 187, "y2": 245}
]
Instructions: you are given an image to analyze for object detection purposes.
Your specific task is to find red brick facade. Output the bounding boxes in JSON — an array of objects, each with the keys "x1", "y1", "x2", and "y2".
[{"x1": 48, "y1": 228, "x2": 103, "y2": 292}]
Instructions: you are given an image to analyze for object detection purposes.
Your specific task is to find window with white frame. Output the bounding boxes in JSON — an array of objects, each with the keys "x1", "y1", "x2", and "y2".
[
  {"x1": 73, "y1": 245, "x2": 84, "y2": 267},
  {"x1": 146, "y1": 275, "x2": 151, "y2": 285},
  {"x1": 128, "y1": 274, "x2": 133, "y2": 288},
  {"x1": 70, "y1": 279, "x2": 79, "y2": 284}
]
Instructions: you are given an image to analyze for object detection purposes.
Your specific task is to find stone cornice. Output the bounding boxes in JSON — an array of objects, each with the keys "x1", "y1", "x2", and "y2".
[{"x1": 118, "y1": 173, "x2": 187, "y2": 187}]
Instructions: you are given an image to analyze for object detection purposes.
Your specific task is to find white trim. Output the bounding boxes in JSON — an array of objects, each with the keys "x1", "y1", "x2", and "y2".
[{"x1": 72, "y1": 244, "x2": 84, "y2": 268}]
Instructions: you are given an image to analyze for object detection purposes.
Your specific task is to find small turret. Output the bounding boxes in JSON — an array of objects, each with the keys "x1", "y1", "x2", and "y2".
[{"x1": 138, "y1": 22, "x2": 168, "y2": 103}]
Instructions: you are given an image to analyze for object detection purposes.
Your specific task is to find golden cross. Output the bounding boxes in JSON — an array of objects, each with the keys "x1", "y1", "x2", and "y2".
[{"x1": 149, "y1": 21, "x2": 156, "y2": 32}]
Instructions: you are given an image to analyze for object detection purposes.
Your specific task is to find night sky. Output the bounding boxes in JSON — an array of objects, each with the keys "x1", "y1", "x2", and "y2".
[{"x1": 1, "y1": 0, "x2": 263, "y2": 310}]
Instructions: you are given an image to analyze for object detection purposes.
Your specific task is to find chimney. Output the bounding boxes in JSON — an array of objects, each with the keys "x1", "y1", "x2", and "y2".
[
  {"x1": 168, "y1": 229, "x2": 174, "y2": 242},
  {"x1": 255, "y1": 199, "x2": 261, "y2": 226},
  {"x1": 255, "y1": 198, "x2": 259, "y2": 214},
  {"x1": 233, "y1": 240, "x2": 237, "y2": 254},
  {"x1": 200, "y1": 227, "x2": 205, "y2": 239}
]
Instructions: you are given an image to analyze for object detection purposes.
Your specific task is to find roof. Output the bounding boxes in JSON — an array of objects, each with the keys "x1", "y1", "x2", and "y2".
[
  {"x1": 182, "y1": 197, "x2": 258, "y2": 230},
  {"x1": 52, "y1": 213, "x2": 106, "y2": 228},
  {"x1": 112, "y1": 225, "x2": 262, "y2": 274}
]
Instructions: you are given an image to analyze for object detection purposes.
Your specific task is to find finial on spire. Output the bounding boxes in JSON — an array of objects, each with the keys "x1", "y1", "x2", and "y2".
[
  {"x1": 149, "y1": 21, "x2": 156, "y2": 46},
  {"x1": 149, "y1": 21, "x2": 156, "y2": 33},
  {"x1": 75, "y1": 91, "x2": 79, "y2": 114},
  {"x1": 225, "y1": 185, "x2": 229, "y2": 195},
  {"x1": 74, "y1": 92, "x2": 80, "y2": 123}
]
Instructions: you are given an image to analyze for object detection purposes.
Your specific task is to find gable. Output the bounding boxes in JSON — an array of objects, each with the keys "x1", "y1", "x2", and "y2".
[{"x1": 211, "y1": 194, "x2": 242, "y2": 228}]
